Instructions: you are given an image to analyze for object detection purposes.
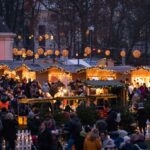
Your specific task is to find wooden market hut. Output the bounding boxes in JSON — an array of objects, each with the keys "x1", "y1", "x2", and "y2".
[
  {"x1": 78, "y1": 67, "x2": 117, "y2": 80},
  {"x1": 130, "y1": 66, "x2": 150, "y2": 87},
  {"x1": 14, "y1": 64, "x2": 36, "y2": 80},
  {"x1": 0, "y1": 64, "x2": 10, "y2": 76},
  {"x1": 84, "y1": 80, "x2": 127, "y2": 106},
  {"x1": 37, "y1": 66, "x2": 72, "y2": 85},
  {"x1": 105, "y1": 65, "x2": 134, "y2": 82}
]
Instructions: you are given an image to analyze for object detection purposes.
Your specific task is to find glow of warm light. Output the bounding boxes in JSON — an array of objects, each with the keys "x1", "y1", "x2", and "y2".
[
  {"x1": 55, "y1": 50, "x2": 60, "y2": 56},
  {"x1": 62, "y1": 49, "x2": 69, "y2": 57},
  {"x1": 120, "y1": 50, "x2": 126, "y2": 57},
  {"x1": 97, "y1": 49, "x2": 101, "y2": 54},
  {"x1": 26, "y1": 50, "x2": 33, "y2": 56},
  {"x1": 38, "y1": 36, "x2": 43, "y2": 41},
  {"x1": 50, "y1": 35, "x2": 54, "y2": 40},
  {"x1": 35, "y1": 53, "x2": 39, "y2": 59},
  {"x1": 105, "y1": 49, "x2": 110, "y2": 56},
  {"x1": 76, "y1": 53, "x2": 79, "y2": 57},
  {"x1": 84, "y1": 53, "x2": 87, "y2": 57},
  {"x1": 13, "y1": 48, "x2": 18, "y2": 55},
  {"x1": 47, "y1": 49, "x2": 53, "y2": 55},
  {"x1": 18, "y1": 35, "x2": 22, "y2": 40},
  {"x1": 37, "y1": 48, "x2": 44, "y2": 55},
  {"x1": 84, "y1": 47, "x2": 91, "y2": 55},
  {"x1": 45, "y1": 34, "x2": 49, "y2": 40},
  {"x1": 96, "y1": 88, "x2": 104, "y2": 95},
  {"x1": 22, "y1": 52, "x2": 26, "y2": 58},
  {"x1": 132, "y1": 50, "x2": 141, "y2": 58},
  {"x1": 44, "y1": 52, "x2": 47, "y2": 56}
]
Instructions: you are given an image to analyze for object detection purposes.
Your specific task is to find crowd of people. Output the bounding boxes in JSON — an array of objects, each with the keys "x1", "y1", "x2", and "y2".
[{"x1": 0, "y1": 74, "x2": 149, "y2": 149}]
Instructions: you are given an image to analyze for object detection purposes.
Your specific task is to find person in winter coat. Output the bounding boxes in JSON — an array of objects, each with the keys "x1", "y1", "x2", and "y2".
[
  {"x1": 3, "y1": 113, "x2": 18, "y2": 150},
  {"x1": 84, "y1": 128, "x2": 102, "y2": 150},
  {"x1": 38, "y1": 121, "x2": 52, "y2": 150}
]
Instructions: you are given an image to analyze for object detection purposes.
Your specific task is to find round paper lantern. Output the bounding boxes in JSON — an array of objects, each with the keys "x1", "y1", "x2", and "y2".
[
  {"x1": 120, "y1": 50, "x2": 126, "y2": 57},
  {"x1": 76, "y1": 53, "x2": 78, "y2": 57},
  {"x1": 45, "y1": 34, "x2": 49, "y2": 40},
  {"x1": 105, "y1": 49, "x2": 110, "y2": 56},
  {"x1": 13, "y1": 48, "x2": 18, "y2": 55},
  {"x1": 26, "y1": 50, "x2": 33, "y2": 56},
  {"x1": 17, "y1": 50, "x2": 23, "y2": 56},
  {"x1": 84, "y1": 47, "x2": 91, "y2": 55},
  {"x1": 132, "y1": 50, "x2": 141, "y2": 58},
  {"x1": 62, "y1": 49, "x2": 69, "y2": 57},
  {"x1": 22, "y1": 52, "x2": 26, "y2": 58},
  {"x1": 97, "y1": 49, "x2": 102, "y2": 54},
  {"x1": 37, "y1": 48, "x2": 44, "y2": 55},
  {"x1": 55, "y1": 50, "x2": 60, "y2": 56},
  {"x1": 44, "y1": 52, "x2": 47, "y2": 56},
  {"x1": 38, "y1": 36, "x2": 43, "y2": 42},
  {"x1": 84, "y1": 53, "x2": 87, "y2": 57},
  {"x1": 35, "y1": 53, "x2": 39, "y2": 59},
  {"x1": 17, "y1": 35, "x2": 22, "y2": 40},
  {"x1": 20, "y1": 48, "x2": 26, "y2": 53},
  {"x1": 46, "y1": 49, "x2": 53, "y2": 55}
]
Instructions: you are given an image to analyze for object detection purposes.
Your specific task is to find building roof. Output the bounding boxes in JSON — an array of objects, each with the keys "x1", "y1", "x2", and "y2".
[
  {"x1": 0, "y1": 17, "x2": 10, "y2": 32},
  {"x1": 84, "y1": 80, "x2": 124, "y2": 88},
  {"x1": 105, "y1": 65, "x2": 134, "y2": 73}
]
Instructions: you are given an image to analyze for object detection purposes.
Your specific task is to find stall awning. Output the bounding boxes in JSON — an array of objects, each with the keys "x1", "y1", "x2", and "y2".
[{"x1": 84, "y1": 80, "x2": 124, "y2": 88}]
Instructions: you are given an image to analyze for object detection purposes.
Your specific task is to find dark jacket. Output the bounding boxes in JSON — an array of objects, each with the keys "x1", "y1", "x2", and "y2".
[
  {"x1": 3, "y1": 119, "x2": 18, "y2": 140},
  {"x1": 38, "y1": 129, "x2": 52, "y2": 150}
]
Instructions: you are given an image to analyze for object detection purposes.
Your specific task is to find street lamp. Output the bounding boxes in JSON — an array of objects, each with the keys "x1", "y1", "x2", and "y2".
[{"x1": 88, "y1": 25, "x2": 94, "y2": 63}]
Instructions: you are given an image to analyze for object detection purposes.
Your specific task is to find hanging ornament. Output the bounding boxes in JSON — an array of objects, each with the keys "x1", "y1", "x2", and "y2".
[
  {"x1": 84, "y1": 47, "x2": 91, "y2": 55},
  {"x1": 26, "y1": 50, "x2": 33, "y2": 56},
  {"x1": 13, "y1": 48, "x2": 18, "y2": 55},
  {"x1": 44, "y1": 52, "x2": 48, "y2": 56},
  {"x1": 45, "y1": 34, "x2": 49, "y2": 40},
  {"x1": 120, "y1": 50, "x2": 126, "y2": 57},
  {"x1": 62, "y1": 49, "x2": 69, "y2": 57},
  {"x1": 37, "y1": 48, "x2": 44, "y2": 55},
  {"x1": 105, "y1": 49, "x2": 110, "y2": 56},
  {"x1": 35, "y1": 53, "x2": 39, "y2": 59},
  {"x1": 132, "y1": 50, "x2": 141, "y2": 58},
  {"x1": 97, "y1": 49, "x2": 102, "y2": 54},
  {"x1": 38, "y1": 36, "x2": 43, "y2": 42},
  {"x1": 47, "y1": 49, "x2": 53, "y2": 55},
  {"x1": 55, "y1": 50, "x2": 60, "y2": 56}
]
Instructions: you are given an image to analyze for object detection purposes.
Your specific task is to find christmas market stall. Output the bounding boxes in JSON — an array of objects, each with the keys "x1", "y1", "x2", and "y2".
[
  {"x1": 84, "y1": 80, "x2": 126, "y2": 105},
  {"x1": 0, "y1": 63, "x2": 16, "y2": 78},
  {"x1": 14, "y1": 64, "x2": 36, "y2": 80},
  {"x1": 130, "y1": 66, "x2": 150, "y2": 87},
  {"x1": 78, "y1": 67, "x2": 117, "y2": 80},
  {"x1": 105, "y1": 65, "x2": 134, "y2": 82},
  {"x1": 37, "y1": 66, "x2": 72, "y2": 85}
]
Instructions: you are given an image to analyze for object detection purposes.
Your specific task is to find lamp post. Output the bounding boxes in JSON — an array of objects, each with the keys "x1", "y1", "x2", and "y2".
[
  {"x1": 88, "y1": 25, "x2": 94, "y2": 63},
  {"x1": 76, "y1": 31, "x2": 80, "y2": 65}
]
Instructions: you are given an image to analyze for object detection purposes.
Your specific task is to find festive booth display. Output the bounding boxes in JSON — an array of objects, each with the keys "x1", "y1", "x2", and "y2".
[
  {"x1": 130, "y1": 66, "x2": 150, "y2": 87},
  {"x1": 79, "y1": 67, "x2": 117, "y2": 80},
  {"x1": 14, "y1": 64, "x2": 36, "y2": 80}
]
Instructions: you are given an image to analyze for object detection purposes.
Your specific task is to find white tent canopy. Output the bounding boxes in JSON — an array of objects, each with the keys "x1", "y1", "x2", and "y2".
[{"x1": 67, "y1": 59, "x2": 91, "y2": 67}]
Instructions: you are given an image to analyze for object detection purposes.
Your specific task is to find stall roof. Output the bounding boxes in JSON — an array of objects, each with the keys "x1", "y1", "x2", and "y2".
[
  {"x1": 84, "y1": 80, "x2": 124, "y2": 88},
  {"x1": 105, "y1": 65, "x2": 134, "y2": 73}
]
